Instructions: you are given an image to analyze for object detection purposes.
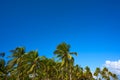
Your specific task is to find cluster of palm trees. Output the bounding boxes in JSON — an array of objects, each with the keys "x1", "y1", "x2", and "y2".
[{"x1": 0, "y1": 42, "x2": 118, "y2": 80}]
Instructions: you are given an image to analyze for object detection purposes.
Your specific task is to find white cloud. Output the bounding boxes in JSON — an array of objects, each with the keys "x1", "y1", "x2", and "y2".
[{"x1": 104, "y1": 60, "x2": 120, "y2": 75}]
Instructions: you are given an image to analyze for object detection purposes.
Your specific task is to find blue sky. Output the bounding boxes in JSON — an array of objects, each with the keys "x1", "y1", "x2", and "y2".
[{"x1": 0, "y1": 0, "x2": 120, "y2": 72}]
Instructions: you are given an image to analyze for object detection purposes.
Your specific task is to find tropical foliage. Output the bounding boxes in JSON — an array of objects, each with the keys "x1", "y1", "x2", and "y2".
[{"x1": 0, "y1": 42, "x2": 118, "y2": 80}]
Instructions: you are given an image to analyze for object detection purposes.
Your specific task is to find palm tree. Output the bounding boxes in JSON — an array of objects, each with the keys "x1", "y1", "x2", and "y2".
[
  {"x1": 0, "y1": 53, "x2": 11, "y2": 80},
  {"x1": 99, "y1": 67, "x2": 118, "y2": 80},
  {"x1": 24, "y1": 50, "x2": 40, "y2": 80},
  {"x1": 101, "y1": 67, "x2": 110, "y2": 80},
  {"x1": 94, "y1": 67, "x2": 101, "y2": 80},
  {"x1": 0, "y1": 58, "x2": 7, "y2": 80},
  {"x1": 7, "y1": 47, "x2": 25, "y2": 80},
  {"x1": 111, "y1": 73, "x2": 118, "y2": 80},
  {"x1": 54, "y1": 42, "x2": 77, "y2": 79},
  {"x1": 72, "y1": 65, "x2": 83, "y2": 80},
  {"x1": 44, "y1": 58, "x2": 58, "y2": 80},
  {"x1": 84, "y1": 66, "x2": 93, "y2": 79}
]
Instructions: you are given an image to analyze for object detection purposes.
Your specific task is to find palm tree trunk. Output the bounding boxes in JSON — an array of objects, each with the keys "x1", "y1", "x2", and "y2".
[
  {"x1": 70, "y1": 73, "x2": 72, "y2": 80},
  {"x1": 69, "y1": 65, "x2": 72, "y2": 80}
]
